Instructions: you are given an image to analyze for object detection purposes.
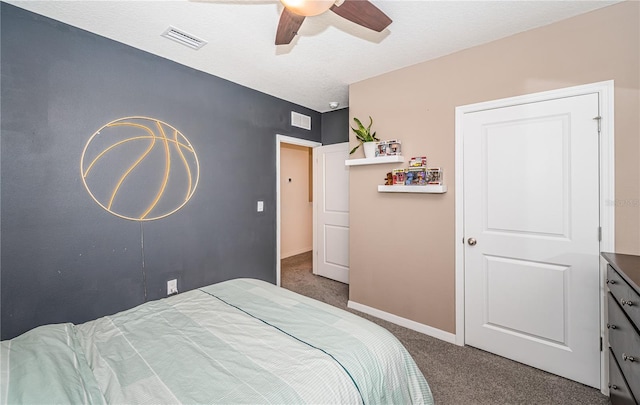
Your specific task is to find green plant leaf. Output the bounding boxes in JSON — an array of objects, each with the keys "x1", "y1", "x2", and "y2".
[
  {"x1": 349, "y1": 144, "x2": 360, "y2": 154},
  {"x1": 351, "y1": 116, "x2": 378, "y2": 143},
  {"x1": 352, "y1": 117, "x2": 365, "y2": 132}
]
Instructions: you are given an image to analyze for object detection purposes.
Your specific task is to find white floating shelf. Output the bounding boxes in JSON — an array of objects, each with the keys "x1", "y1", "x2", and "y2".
[
  {"x1": 345, "y1": 155, "x2": 405, "y2": 166},
  {"x1": 378, "y1": 184, "x2": 447, "y2": 194}
]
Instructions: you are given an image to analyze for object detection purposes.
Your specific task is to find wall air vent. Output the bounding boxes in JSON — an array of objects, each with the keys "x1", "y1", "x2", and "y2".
[
  {"x1": 161, "y1": 26, "x2": 207, "y2": 50},
  {"x1": 291, "y1": 111, "x2": 311, "y2": 130}
]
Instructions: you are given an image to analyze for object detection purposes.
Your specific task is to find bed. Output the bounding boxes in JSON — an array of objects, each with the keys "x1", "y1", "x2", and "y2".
[{"x1": 1, "y1": 278, "x2": 433, "y2": 404}]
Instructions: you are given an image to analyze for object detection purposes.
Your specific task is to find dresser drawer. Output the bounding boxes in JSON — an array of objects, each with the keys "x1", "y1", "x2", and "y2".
[
  {"x1": 608, "y1": 264, "x2": 640, "y2": 328},
  {"x1": 608, "y1": 293, "x2": 640, "y2": 401},
  {"x1": 610, "y1": 349, "x2": 638, "y2": 405}
]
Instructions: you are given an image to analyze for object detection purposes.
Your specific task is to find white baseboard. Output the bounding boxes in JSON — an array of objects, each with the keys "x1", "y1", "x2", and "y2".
[
  {"x1": 347, "y1": 300, "x2": 457, "y2": 344},
  {"x1": 281, "y1": 247, "x2": 312, "y2": 259}
]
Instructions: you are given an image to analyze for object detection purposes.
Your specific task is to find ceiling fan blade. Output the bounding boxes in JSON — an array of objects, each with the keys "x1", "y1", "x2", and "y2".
[
  {"x1": 275, "y1": 8, "x2": 306, "y2": 45},
  {"x1": 330, "y1": 0, "x2": 392, "y2": 32}
]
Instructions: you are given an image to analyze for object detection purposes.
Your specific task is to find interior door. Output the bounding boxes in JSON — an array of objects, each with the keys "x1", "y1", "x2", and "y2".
[
  {"x1": 463, "y1": 93, "x2": 601, "y2": 387},
  {"x1": 313, "y1": 142, "x2": 349, "y2": 284}
]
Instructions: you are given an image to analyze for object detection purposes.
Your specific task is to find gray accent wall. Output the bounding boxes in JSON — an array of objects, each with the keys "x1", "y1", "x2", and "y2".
[
  {"x1": 321, "y1": 108, "x2": 349, "y2": 145},
  {"x1": 0, "y1": 3, "x2": 322, "y2": 340}
]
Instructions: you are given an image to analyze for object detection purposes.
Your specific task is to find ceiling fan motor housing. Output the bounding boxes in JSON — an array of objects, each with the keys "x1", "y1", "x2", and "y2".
[{"x1": 280, "y1": 0, "x2": 335, "y2": 17}]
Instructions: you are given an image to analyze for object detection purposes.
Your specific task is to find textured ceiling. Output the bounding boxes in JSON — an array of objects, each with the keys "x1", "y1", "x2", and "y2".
[{"x1": 5, "y1": 0, "x2": 622, "y2": 112}]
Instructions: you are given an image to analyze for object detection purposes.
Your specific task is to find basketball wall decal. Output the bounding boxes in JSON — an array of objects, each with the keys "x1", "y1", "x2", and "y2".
[{"x1": 81, "y1": 116, "x2": 200, "y2": 221}]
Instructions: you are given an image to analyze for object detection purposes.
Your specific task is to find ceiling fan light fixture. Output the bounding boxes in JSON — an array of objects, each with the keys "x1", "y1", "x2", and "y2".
[{"x1": 280, "y1": 0, "x2": 334, "y2": 17}]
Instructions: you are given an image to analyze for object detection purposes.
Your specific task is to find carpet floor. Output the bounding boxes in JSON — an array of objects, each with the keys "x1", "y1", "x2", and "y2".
[{"x1": 281, "y1": 251, "x2": 610, "y2": 405}]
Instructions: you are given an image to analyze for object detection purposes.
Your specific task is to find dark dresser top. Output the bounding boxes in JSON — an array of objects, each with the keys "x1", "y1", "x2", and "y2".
[{"x1": 602, "y1": 252, "x2": 640, "y2": 295}]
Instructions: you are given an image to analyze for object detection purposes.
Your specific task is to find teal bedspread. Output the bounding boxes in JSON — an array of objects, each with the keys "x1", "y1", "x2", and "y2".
[{"x1": 1, "y1": 278, "x2": 433, "y2": 404}]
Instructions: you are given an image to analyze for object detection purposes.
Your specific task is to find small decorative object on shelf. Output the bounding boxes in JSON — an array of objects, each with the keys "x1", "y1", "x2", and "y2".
[
  {"x1": 392, "y1": 167, "x2": 430, "y2": 185},
  {"x1": 407, "y1": 167, "x2": 427, "y2": 185},
  {"x1": 426, "y1": 168, "x2": 443, "y2": 185},
  {"x1": 384, "y1": 172, "x2": 393, "y2": 185},
  {"x1": 393, "y1": 168, "x2": 406, "y2": 185},
  {"x1": 388, "y1": 140, "x2": 401, "y2": 155},
  {"x1": 409, "y1": 156, "x2": 427, "y2": 167},
  {"x1": 376, "y1": 139, "x2": 402, "y2": 156},
  {"x1": 379, "y1": 155, "x2": 446, "y2": 193}
]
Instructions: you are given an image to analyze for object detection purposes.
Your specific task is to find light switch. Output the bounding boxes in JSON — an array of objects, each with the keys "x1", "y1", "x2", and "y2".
[{"x1": 257, "y1": 201, "x2": 264, "y2": 212}]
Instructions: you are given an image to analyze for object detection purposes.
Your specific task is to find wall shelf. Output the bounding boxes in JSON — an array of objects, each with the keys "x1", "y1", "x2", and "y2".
[
  {"x1": 378, "y1": 184, "x2": 447, "y2": 194},
  {"x1": 345, "y1": 155, "x2": 404, "y2": 166}
]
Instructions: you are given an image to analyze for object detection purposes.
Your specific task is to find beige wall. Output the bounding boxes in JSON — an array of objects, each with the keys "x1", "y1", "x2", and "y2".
[
  {"x1": 281, "y1": 143, "x2": 313, "y2": 258},
  {"x1": 348, "y1": 1, "x2": 639, "y2": 334}
]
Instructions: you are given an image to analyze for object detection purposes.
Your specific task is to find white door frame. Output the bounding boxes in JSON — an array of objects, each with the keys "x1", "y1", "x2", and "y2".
[
  {"x1": 454, "y1": 80, "x2": 615, "y2": 381},
  {"x1": 276, "y1": 134, "x2": 322, "y2": 287}
]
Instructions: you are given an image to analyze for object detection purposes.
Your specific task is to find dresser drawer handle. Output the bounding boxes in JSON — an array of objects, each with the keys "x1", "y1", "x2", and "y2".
[
  {"x1": 621, "y1": 299, "x2": 635, "y2": 307},
  {"x1": 607, "y1": 323, "x2": 617, "y2": 329},
  {"x1": 622, "y1": 353, "x2": 636, "y2": 362}
]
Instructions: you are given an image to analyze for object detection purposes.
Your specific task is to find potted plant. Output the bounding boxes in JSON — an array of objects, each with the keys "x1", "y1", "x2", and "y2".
[{"x1": 349, "y1": 116, "x2": 379, "y2": 158}]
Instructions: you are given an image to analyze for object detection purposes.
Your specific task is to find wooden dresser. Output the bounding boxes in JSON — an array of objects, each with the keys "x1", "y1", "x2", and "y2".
[{"x1": 603, "y1": 252, "x2": 640, "y2": 405}]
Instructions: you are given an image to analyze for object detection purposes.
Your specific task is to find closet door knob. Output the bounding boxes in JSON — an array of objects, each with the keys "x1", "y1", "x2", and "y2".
[
  {"x1": 622, "y1": 353, "x2": 636, "y2": 362},
  {"x1": 467, "y1": 238, "x2": 477, "y2": 246},
  {"x1": 607, "y1": 323, "x2": 617, "y2": 329}
]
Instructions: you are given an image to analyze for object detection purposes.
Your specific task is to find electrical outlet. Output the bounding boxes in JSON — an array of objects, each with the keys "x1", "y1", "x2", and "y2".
[{"x1": 167, "y1": 279, "x2": 178, "y2": 296}]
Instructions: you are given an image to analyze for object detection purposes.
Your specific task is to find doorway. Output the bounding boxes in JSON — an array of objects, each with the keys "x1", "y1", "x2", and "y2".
[
  {"x1": 276, "y1": 135, "x2": 321, "y2": 286},
  {"x1": 280, "y1": 143, "x2": 314, "y2": 260},
  {"x1": 454, "y1": 81, "x2": 615, "y2": 388}
]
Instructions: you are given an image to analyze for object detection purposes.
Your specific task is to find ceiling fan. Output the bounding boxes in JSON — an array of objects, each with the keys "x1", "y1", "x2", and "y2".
[{"x1": 275, "y1": 0, "x2": 392, "y2": 45}]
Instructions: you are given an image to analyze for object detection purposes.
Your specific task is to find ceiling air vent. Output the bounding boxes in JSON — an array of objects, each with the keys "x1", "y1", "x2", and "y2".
[
  {"x1": 161, "y1": 26, "x2": 207, "y2": 50},
  {"x1": 291, "y1": 112, "x2": 311, "y2": 130}
]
